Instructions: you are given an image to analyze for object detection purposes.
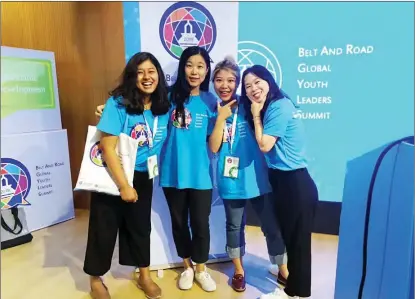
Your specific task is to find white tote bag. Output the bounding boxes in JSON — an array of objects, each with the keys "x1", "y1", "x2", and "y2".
[
  {"x1": 74, "y1": 115, "x2": 138, "y2": 196},
  {"x1": 1, "y1": 207, "x2": 32, "y2": 249}
]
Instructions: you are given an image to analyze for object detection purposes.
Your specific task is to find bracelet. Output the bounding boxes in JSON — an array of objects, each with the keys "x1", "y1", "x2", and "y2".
[{"x1": 253, "y1": 116, "x2": 261, "y2": 120}]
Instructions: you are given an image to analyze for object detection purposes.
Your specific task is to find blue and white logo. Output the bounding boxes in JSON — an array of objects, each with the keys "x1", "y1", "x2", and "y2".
[
  {"x1": 1, "y1": 158, "x2": 32, "y2": 210},
  {"x1": 237, "y1": 41, "x2": 283, "y2": 88}
]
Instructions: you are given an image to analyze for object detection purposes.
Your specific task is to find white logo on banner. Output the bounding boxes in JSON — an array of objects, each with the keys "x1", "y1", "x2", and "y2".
[
  {"x1": 293, "y1": 109, "x2": 303, "y2": 119},
  {"x1": 237, "y1": 41, "x2": 283, "y2": 88}
]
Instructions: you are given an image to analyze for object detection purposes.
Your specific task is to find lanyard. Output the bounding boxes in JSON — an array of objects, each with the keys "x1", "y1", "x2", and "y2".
[
  {"x1": 223, "y1": 106, "x2": 238, "y2": 154},
  {"x1": 142, "y1": 114, "x2": 158, "y2": 148}
]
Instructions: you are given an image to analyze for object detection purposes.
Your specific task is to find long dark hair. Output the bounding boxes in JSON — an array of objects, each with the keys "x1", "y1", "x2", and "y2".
[
  {"x1": 170, "y1": 46, "x2": 212, "y2": 126},
  {"x1": 241, "y1": 65, "x2": 290, "y2": 129},
  {"x1": 110, "y1": 52, "x2": 170, "y2": 115}
]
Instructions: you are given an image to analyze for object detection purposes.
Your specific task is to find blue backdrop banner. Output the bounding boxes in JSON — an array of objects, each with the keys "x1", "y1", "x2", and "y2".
[{"x1": 238, "y1": 2, "x2": 414, "y2": 202}]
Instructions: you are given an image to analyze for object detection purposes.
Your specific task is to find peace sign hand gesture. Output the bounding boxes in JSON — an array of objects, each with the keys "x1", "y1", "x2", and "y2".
[{"x1": 217, "y1": 100, "x2": 237, "y2": 121}]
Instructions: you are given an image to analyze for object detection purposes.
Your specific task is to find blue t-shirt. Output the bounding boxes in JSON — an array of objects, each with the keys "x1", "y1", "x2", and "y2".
[
  {"x1": 216, "y1": 100, "x2": 272, "y2": 200},
  {"x1": 97, "y1": 97, "x2": 169, "y2": 172},
  {"x1": 263, "y1": 98, "x2": 308, "y2": 170},
  {"x1": 160, "y1": 91, "x2": 216, "y2": 190}
]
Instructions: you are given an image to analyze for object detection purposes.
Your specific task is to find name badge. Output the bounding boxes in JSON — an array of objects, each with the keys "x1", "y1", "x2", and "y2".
[
  {"x1": 224, "y1": 156, "x2": 239, "y2": 178},
  {"x1": 147, "y1": 155, "x2": 159, "y2": 179}
]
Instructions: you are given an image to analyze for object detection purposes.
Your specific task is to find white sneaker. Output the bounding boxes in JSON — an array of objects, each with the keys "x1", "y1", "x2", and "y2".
[
  {"x1": 195, "y1": 268, "x2": 217, "y2": 292},
  {"x1": 268, "y1": 264, "x2": 279, "y2": 276},
  {"x1": 178, "y1": 267, "x2": 194, "y2": 290},
  {"x1": 260, "y1": 288, "x2": 298, "y2": 299}
]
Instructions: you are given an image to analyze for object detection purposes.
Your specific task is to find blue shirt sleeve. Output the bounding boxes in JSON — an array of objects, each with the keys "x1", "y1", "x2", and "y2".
[
  {"x1": 263, "y1": 99, "x2": 293, "y2": 138},
  {"x1": 97, "y1": 97, "x2": 126, "y2": 136}
]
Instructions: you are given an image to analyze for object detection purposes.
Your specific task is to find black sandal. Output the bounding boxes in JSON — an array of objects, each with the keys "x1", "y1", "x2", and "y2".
[{"x1": 277, "y1": 272, "x2": 287, "y2": 287}]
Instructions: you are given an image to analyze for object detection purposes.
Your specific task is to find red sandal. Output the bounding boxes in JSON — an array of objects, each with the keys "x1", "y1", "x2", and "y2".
[{"x1": 231, "y1": 273, "x2": 246, "y2": 292}]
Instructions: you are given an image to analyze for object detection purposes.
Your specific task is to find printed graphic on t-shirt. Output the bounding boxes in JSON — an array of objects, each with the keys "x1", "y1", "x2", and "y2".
[
  {"x1": 154, "y1": 125, "x2": 166, "y2": 142},
  {"x1": 223, "y1": 122, "x2": 233, "y2": 143},
  {"x1": 195, "y1": 113, "x2": 208, "y2": 129},
  {"x1": 171, "y1": 108, "x2": 192, "y2": 129},
  {"x1": 130, "y1": 123, "x2": 149, "y2": 147},
  {"x1": 237, "y1": 121, "x2": 248, "y2": 138}
]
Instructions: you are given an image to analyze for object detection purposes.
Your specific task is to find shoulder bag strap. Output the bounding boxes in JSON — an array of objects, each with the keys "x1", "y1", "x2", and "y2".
[{"x1": 1, "y1": 207, "x2": 23, "y2": 235}]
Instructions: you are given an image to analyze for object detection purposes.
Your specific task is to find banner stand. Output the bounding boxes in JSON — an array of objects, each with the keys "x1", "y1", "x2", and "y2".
[{"x1": 1, "y1": 46, "x2": 74, "y2": 248}]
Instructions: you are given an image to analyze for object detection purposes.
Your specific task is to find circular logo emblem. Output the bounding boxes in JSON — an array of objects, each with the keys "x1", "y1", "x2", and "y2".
[
  {"x1": 130, "y1": 123, "x2": 149, "y2": 147},
  {"x1": 171, "y1": 108, "x2": 192, "y2": 129},
  {"x1": 1, "y1": 158, "x2": 32, "y2": 210},
  {"x1": 90, "y1": 141, "x2": 106, "y2": 167},
  {"x1": 159, "y1": 2, "x2": 217, "y2": 60},
  {"x1": 237, "y1": 41, "x2": 283, "y2": 88}
]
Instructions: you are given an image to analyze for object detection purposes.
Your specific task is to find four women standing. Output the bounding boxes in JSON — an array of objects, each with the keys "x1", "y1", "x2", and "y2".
[{"x1": 89, "y1": 47, "x2": 316, "y2": 299}]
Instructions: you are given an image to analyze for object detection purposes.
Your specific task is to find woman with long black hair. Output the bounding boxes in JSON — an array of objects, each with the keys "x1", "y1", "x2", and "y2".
[
  {"x1": 242, "y1": 65, "x2": 318, "y2": 299},
  {"x1": 159, "y1": 46, "x2": 218, "y2": 292},
  {"x1": 84, "y1": 52, "x2": 170, "y2": 299}
]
